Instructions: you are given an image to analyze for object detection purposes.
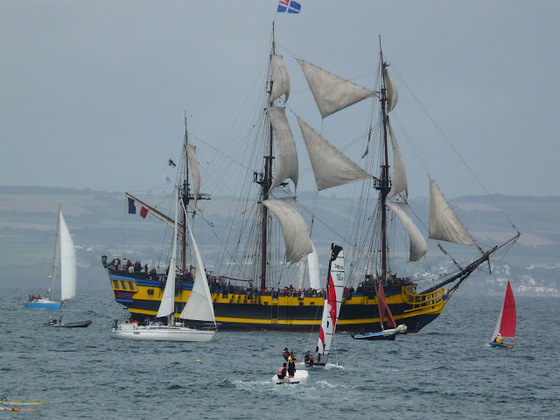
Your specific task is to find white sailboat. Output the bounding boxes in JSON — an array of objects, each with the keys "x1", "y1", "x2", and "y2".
[
  {"x1": 25, "y1": 207, "x2": 76, "y2": 310},
  {"x1": 111, "y1": 172, "x2": 217, "y2": 342}
]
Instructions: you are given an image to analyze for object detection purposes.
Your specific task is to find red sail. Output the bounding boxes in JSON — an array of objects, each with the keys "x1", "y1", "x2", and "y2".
[
  {"x1": 378, "y1": 282, "x2": 396, "y2": 328},
  {"x1": 500, "y1": 281, "x2": 517, "y2": 338}
]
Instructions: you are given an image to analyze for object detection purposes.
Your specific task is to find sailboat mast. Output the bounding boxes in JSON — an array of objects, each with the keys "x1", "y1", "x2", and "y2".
[
  {"x1": 378, "y1": 37, "x2": 391, "y2": 282},
  {"x1": 181, "y1": 115, "x2": 190, "y2": 273},
  {"x1": 258, "y1": 24, "x2": 276, "y2": 292}
]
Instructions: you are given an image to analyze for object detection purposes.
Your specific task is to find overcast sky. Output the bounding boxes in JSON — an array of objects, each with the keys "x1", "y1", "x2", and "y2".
[{"x1": 1, "y1": 1, "x2": 559, "y2": 200}]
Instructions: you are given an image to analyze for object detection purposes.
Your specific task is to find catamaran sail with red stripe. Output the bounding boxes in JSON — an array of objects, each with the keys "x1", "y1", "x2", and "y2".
[{"x1": 316, "y1": 244, "x2": 344, "y2": 361}]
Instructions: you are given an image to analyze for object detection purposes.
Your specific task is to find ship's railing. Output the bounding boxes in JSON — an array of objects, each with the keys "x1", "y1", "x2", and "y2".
[{"x1": 401, "y1": 286, "x2": 445, "y2": 311}]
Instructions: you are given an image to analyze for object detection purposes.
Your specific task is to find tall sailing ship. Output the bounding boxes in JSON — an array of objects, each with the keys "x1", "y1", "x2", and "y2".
[{"x1": 104, "y1": 28, "x2": 519, "y2": 332}]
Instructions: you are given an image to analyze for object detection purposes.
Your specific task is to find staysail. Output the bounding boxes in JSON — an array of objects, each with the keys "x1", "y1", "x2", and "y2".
[
  {"x1": 297, "y1": 116, "x2": 370, "y2": 191},
  {"x1": 386, "y1": 202, "x2": 427, "y2": 262},
  {"x1": 491, "y1": 281, "x2": 516, "y2": 341},
  {"x1": 297, "y1": 58, "x2": 376, "y2": 118},
  {"x1": 428, "y1": 178, "x2": 476, "y2": 246},
  {"x1": 262, "y1": 197, "x2": 313, "y2": 264},
  {"x1": 316, "y1": 244, "x2": 345, "y2": 359}
]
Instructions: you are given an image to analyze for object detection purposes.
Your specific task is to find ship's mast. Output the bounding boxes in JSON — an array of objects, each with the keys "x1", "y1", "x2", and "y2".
[
  {"x1": 377, "y1": 37, "x2": 391, "y2": 282},
  {"x1": 255, "y1": 23, "x2": 276, "y2": 292},
  {"x1": 180, "y1": 115, "x2": 190, "y2": 273}
]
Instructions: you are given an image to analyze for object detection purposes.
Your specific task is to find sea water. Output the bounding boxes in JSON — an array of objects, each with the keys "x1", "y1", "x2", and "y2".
[{"x1": 1, "y1": 287, "x2": 559, "y2": 419}]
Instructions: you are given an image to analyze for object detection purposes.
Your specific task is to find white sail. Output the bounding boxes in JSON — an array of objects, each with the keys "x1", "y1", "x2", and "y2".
[
  {"x1": 270, "y1": 54, "x2": 290, "y2": 103},
  {"x1": 297, "y1": 58, "x2": 376, "y2": 118},
  {"x1": 297, "y1": 116, "x2": 370, "y2": 191},
  {"x1": 262, "y1": 197, "x2": 313, "y2": 264},
  {"x1": 316, "y1": 245, "x2": 345, "y2": 358},
  {"x1": 297, "y1": 259, "x2": 306, "y2": 290},
  {"x1": 268, "y1": 107, "x2": 299, "y2": 191},
  {"x1": 387, "y1": 120, "x2": 408, "y2": 199},
  {"x1": 180, "y1": 216, "x2": 216, "y2": 323},
  {"x1": 308, "y1": 242, "x2": 321, "y2": 290},
  {"x1": 297, "y1": 242, "x2": 320, "y2": 290},
  {"x1": 385, "y1": 68, "x2": 399, "y2": 113},
  {"x1": 50, "y1": 211, "x2": 61, "y2": 297},
  {"x1": 429, "y1": 178, "x2": 476, "y2": 246},
  {"x1": 59, "y1": 210, "x2": 76, "y2": 301},
  {"x1": 156, "y1": 192, "x2": 179, "y2": 319},
  {"x1": 186, "y1": 144, "x2": 201, "y2": 201},
  {"x1": 386, "y1": 202, "x2": 427, "y2": 262}
]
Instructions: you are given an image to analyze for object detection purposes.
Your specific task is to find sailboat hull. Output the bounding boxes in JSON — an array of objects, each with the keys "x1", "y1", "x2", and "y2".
[
  {"x1": 24, "y1": 299, "x2": 62, "y2": 310},
  {"x1": 107, "y1": 269, "x2": 445, "y2": 333},
  {"x1": 111, "y1": 323, "x2": 216, "y2": 342},
  {"x1": 272, "y1": 369, "x2": 309, "y2": 385}
]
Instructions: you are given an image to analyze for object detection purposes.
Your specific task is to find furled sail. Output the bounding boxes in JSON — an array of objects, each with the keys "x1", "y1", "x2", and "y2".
[
  {"x1": 297, "y1": 116, "x2": 370, "y2": 191},
  {"x1": 186, "y1": 144, "x2": 201, "y2": 201},
  {"x1": 270, "y1": 54, "x2": 290, "y2": 103},
  {"x1": 386, "y1": 202, "x2": 427, "y2": 262},
  {"x1": 59, "y1": 210, "x2": 76, "y2": 301},
  {"x1": 262, "y1": 197, "x2": 313, "y2": 264},
  {"x1": 387, "y1": 120, "x2": 408, "y2": 199},
  {"x1": 297, "y1": 58, "x2": 376, "y2": 118},
  {"x1": 428, "y1": 178, "x2": 476, "y2": 246},
  {"x1": 156, "y1": 191, "x2": 179, "y2": 319},
  {"x1": 384, "y1": 68, "x2": 399, "y2": 112},
  {"x1": 267, "y1": 107, "x2": 299, "y2": 191},
  {"x1": 180, "y1": 215, "x2": 216, "y2": 323}
]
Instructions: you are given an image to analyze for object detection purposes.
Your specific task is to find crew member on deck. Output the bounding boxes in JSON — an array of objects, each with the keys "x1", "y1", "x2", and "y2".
[
  {"x1": 304, "y1": 350, "x2": 316, "y2": 365},
  {"x1": 277, "y1": 363, "x2": 287, "y2": 380},
  {"x1": 287, "y1": 356, "x2": 296, "y2": 378},
  {"x1": 495, "y1": 333, "x2": 503, "y2": 345}
]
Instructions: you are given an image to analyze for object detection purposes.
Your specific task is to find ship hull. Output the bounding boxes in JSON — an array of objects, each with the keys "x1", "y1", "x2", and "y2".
[{"x1": 107, "y1": 269, "x2": 445, "y2": 333}]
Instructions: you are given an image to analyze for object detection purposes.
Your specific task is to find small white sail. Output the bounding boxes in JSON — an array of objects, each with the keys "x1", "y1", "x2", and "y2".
[
  {"x1": 387, "y1": 120, "x2": 408, "y2": 199},
  {"x1": 156, "y1": 192, "x2": 179, "y2": 319},
  {"x1": 262, "y1": 197, "x2": 313, "y2": 264},
  {"x1": 297, "y1": 242, "x2": 320, "y2": 290},
  {"x1": 308, "y1": 242, "x2": 321, "y2": 290},
  {"x1": 270, "y1": 54, "x2": 290, "y2": 103},
  {"x1": 297, "y1": 259, "x2": 306, "y2": 290},
  {"x1": 59, "y1": 210, "x2": 76, "y2": 301},
  {"x1": 384, "y1": 68, "x2": 399, "y2": 113},
  {"x1": 268, "y1": 107, "x2": 299, "y2": 191},
  {"x1": 297, "y1": 58, "x2": 376, "y2": 118},
  {"x1": 180, "y1": 216, "x2": 216, "y2": 323},
  {"x1": 386, "y1": 202, "x2": 427, "y2": 262},
  {"x1": 186, "y1": 144, "x2": 201, "y2": 202},
  {"x1": 297, "y1": 116, "x2": 370, "y2": 191},
  {"x1": 316, "y1": 245, "x2": 345, "y2": 358},
  {"x1": 428, "y1": 178, "x2": 476, "y2": 246}
]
